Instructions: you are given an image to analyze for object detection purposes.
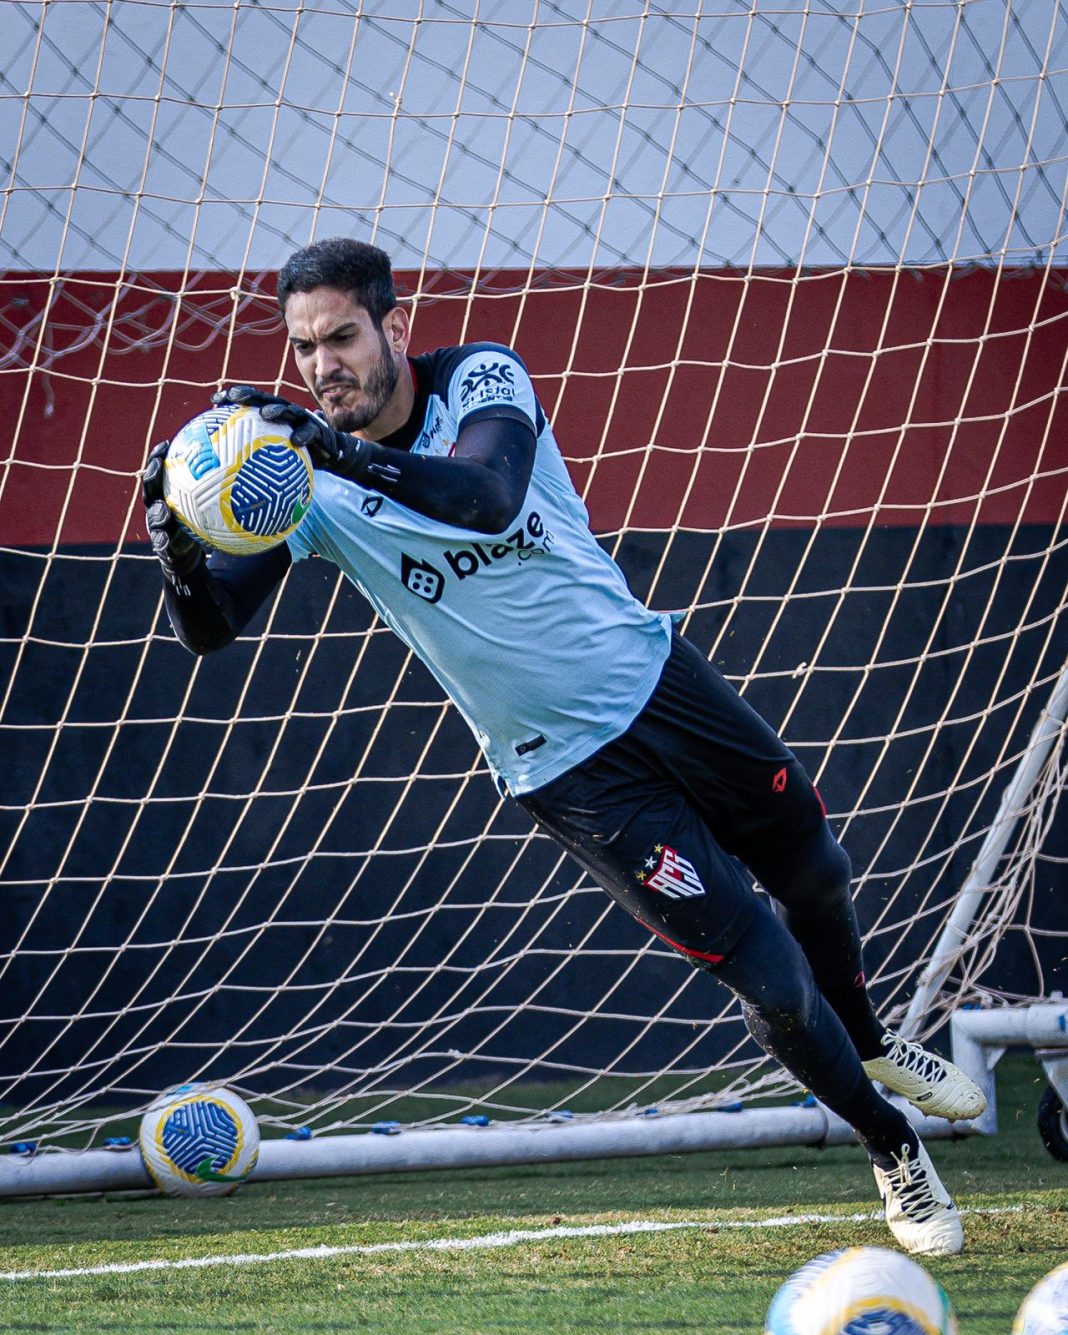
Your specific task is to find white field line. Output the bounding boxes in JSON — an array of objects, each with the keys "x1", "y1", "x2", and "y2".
[{"x1": 0, "y1": 1205, "x2": 1025, "y2": 1282}]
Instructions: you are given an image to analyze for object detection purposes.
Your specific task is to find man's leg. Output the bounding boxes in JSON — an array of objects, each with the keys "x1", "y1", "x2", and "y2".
[
  {"x1": 518, "y1": 758, "x2": 963, "y2": 1255},
  {"x1": 712, "y1": 899, "x2": 970, "y2": 1258},
  {"x1": 648, "y1": 632, "x2": 984, "y2": 1123},
  {"x1": 617, "y1": 634, "x2": 888, "y2": 1056},
  {"x1": 712, "y1": 893, "x2": 917, "y2": 1161},
  {"x1": 744, "y1": 822, "x2": 886, "y2": 1060},
  {"x1": 746, "y1": 819, "x2": 985, "y2": 1123}
]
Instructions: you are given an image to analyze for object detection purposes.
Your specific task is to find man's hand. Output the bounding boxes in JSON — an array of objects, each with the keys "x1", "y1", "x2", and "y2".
[
  {"x1": 213, "y1": 384, "x2": 535, "y2": 533},
  {"x1": 211, "y1": 385, "x2": 396, "y2": 483},
  {"x1": 141, "y1": 440, "x2": 206, "y2": 595}
]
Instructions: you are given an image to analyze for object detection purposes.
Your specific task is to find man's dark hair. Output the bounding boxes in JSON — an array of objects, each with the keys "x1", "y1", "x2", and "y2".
[{"x1": 276, "y1": 237, "x2": 396, "y2": 324}]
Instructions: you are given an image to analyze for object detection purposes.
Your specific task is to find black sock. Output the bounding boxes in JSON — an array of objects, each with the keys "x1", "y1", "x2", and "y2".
[
  {"x1": 740, "y1": 986, "x2": 918, "y2": 1167},
  {"x1": 719, "y1": 906, "x2": 917, "y2": 1163},
  {"x1": 822, "y1": 974, "x2": 886, "y2": 1061},
  {"x1": 855, "y1": 1099, "x2": 921, "y2": 1170},
  {"x1": 751, "y1": 825, "x2": 887, "y2": 1062}
]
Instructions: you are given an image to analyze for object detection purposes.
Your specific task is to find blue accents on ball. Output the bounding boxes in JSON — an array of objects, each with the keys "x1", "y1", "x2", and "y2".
[
  {"x1": 161, "y1": 1098, "x2": 240, "y2": 1174},
  {"x1": 184, "y1": 422, "x2": 221, "y2": 481},
  {"x1": 230, "y1": 444, "x2": 312, "y2": 537}
]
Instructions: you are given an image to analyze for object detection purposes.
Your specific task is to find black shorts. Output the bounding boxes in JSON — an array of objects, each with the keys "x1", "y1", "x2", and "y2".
[{"x1": 518, "y1": 631, "x2": 828, "y2": 963}]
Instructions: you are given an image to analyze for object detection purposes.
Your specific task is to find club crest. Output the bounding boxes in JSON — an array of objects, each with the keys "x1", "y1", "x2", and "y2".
[{"x1": 636, "y1": 845, "x2": 706, "y2": 900}]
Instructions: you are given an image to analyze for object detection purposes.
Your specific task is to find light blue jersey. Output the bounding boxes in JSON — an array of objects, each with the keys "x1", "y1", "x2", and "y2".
[{"x1": 287, "y1": 343, "x2": 671, "y2": 795}]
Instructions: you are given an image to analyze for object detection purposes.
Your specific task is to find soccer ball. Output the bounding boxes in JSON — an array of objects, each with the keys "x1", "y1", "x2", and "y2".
[
  {"x1": 1013, "y1": 1260, "x2": 1068, "y2": 1334},
  {"x1": 765, "y1": 1246, "x2": 958, "y2": 1335},
  {"x1": 139, "y1": 1083, "x2": 260, "y2": 1197},
  {"x1": 162, "y1": 402, "x2": 313, "y2": 555}
]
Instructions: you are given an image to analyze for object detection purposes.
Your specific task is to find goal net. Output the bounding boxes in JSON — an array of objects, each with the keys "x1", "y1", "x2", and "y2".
[{"x1": 1, "y1": 0, "x2": 1065, "y2": 1179}]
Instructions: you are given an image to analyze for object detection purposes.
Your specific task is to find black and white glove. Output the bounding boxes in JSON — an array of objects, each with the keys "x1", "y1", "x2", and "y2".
[
  {"x1": 211, "y1": 385, "x2": 399, "y2": 484},
  {"x1": 141, "y1": 440, "x2": 206, "y2": 596}
]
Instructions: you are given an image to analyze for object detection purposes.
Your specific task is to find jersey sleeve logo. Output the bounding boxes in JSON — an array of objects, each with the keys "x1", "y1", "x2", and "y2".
[
  {"x1": 636, "y1": 845, "x2": 707, "y2": 899},
  {"x1": 459, "y1": 359, "x2": 516, "y2": 408}
]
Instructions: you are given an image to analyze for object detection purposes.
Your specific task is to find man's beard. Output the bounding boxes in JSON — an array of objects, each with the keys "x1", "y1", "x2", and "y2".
[{"x1": 319, "y1": 332, "x2": 399, "y2": 433}]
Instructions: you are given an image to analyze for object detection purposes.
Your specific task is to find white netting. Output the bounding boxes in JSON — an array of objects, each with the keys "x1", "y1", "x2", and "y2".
[{"x1": 0, "y1": 0, "x2": 1065, "y2": 1156}]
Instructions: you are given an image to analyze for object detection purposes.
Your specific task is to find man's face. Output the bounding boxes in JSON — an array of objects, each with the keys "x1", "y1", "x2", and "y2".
[{"x1": 284, "y1": 286, "x2": 407, "y2": 435}]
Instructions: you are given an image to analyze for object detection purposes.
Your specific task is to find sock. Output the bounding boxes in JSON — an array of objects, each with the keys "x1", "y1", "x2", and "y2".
[
  {"x1": 822, "y1": 973, "x2": 886, "y2": 1061},
  {"x1": 750, "y1": 824, "x2": 888, "y2": 1061},
  {"x1": 857, "y1": 1101, "x2": 921, "y2": 1170}
]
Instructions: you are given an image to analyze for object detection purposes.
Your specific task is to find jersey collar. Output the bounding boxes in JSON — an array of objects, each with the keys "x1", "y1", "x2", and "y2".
[{"x1": 376, "y1": 355, "x2": 430, "y2": 454}]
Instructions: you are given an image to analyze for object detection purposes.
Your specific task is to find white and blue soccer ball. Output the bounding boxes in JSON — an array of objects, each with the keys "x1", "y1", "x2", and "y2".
[
  {"x1": 765, "y1": 1246, "x2": 958, "y2": 1335},
  {"x1": 163, "y1": 403, "x2": 313, "y2": 555},
  {"x1": 1013, "y1": 1260, "x2": 1068, "y2": 1335},
  {"x1": 139, "y1": 1083, "x2": 260, "y2": 1197}
]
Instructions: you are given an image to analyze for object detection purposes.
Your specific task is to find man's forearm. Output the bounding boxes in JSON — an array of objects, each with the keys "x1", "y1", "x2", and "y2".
[
  {"x1": 162, "y1": 546, "x2": 291, "y2": 656},
  {"x1": 360, "y1": 414, "x2": 535, "y2": 532},
  {"x1": 359, "y1": 432, "x2": 533, "y2": 532},
  {"x1": 212, "y1": 386, "x2": 536, "y2": 534},
  {"x1": 162, "y1": 564, "x2": 241, "y2": 655}
]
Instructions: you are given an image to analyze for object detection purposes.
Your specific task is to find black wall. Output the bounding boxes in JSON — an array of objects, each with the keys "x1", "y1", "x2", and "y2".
[{"x1": 1, "y1": 523, "x2": 1064, "y2": 1112}]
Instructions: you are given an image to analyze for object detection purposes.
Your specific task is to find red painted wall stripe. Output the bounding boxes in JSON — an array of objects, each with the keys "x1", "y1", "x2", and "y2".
[{"x1": 1, "y1": 267, "x2": 1065, "y2": 547}]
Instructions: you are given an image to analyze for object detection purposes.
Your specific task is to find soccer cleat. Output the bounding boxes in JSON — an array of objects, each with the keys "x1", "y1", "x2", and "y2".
[
  {"x1": 872, "y1": 1141, "x2": 964, "y2": 1257},
  {"x1": 863, "y1": 1030, "x2": 986, "y2": 1121}
]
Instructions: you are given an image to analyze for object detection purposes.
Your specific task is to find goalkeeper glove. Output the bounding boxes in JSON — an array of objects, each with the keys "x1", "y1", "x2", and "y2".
[
  {"x1": 211, "y1": 385, "x2": 400, "y2": 484},
  {"x1": 140, "y1": 440, "x2": 207, "y2": 596}
]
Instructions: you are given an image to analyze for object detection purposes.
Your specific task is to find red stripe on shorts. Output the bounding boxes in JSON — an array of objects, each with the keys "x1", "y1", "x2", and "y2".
[{"x1": 641, "y1": 919, "x2": 724, "y2": 965}]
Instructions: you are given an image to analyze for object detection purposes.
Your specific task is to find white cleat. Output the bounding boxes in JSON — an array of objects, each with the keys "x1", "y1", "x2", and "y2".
[
  {"x1": 872, "y1": 1140, "x2": 964, "y2": 1257},
  {"x1": 863, "y1": 1030, "x2": 986, "y2": 1122}
]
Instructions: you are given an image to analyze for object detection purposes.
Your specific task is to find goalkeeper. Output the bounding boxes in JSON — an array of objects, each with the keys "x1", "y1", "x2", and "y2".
[{"x1": 142, "y1": 237, "x2": 984, "y2": 1258}]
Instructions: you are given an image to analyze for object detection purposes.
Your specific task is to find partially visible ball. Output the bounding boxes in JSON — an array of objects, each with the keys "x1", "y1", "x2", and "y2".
[
  {"x1": 163, "y1": 403, "x2": 313, "y2": 554},
  {"x1": 765, "y1": 1246, "x2": 957, "y2": 1335},
  {"x1": 1013, "y1": 1260, "x2": 1068, "y2": 1335}
]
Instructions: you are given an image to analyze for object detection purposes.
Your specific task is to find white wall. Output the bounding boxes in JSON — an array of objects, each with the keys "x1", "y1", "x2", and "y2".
[{"x1": 2, "y1": 0, "x2": 1066, "y2": 273}]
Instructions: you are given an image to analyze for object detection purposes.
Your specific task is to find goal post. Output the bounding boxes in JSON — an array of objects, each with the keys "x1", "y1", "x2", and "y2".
[{"x1": 1, "y1": 0, "x2": 1065, "y2": 1194}]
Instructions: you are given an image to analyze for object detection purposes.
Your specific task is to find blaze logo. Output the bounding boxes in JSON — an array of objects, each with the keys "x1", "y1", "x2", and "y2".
[
  {"x1": 361, "y1": 495, "x2": 383, "y2": 517},
  {"x1": 772, "y1": 767, "x2": 788, "y2": 793},
  {"x1": 444, "y1": 511, "x2": 552, "y2": 579},
  {"x1": 401, "y1": 554, "x2": 444, "y2": 604},
  {"x1": 636, "y1": 845, "x2": 706, "y2": 900},
  {"x1": 399, "y1": 513, "x2": 551, "y2": 606}
]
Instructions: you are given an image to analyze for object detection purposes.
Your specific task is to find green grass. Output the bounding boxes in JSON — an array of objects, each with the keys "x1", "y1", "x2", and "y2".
[{"x1": 0, "y1": 1054, "x2": 1064, "y2": 1333}]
